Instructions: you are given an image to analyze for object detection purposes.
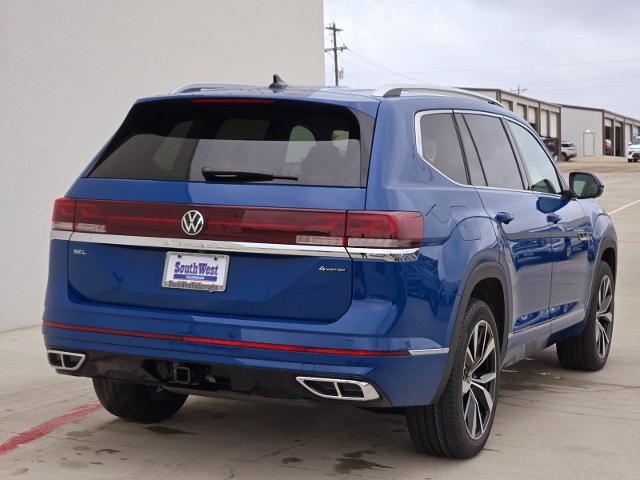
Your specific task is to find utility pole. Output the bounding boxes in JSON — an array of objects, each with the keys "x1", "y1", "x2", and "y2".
[
  {"x1": 511, "y1": 85, "x2": 528, "y2": 95},
  {"x1": 325, "y1": 22, "x2": 347, "y2": 86}
]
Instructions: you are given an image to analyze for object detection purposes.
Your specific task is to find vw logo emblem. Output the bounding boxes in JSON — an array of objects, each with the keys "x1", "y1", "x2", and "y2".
[{"x1": 181, "y1": 210, "x2": 205, "y2": 236}]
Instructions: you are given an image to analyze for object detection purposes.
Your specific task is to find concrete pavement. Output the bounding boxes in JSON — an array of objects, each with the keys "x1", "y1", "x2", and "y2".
[{"x1": 1, "y1": 159, "x2": 639, "y2": 479}]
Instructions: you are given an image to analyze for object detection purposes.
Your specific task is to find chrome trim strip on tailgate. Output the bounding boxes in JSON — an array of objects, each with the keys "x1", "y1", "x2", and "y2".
[
  {"x1": 61, "y1": 231, "x2": 420, "y2": 261},
  {"x1": 346, "y1": 247, "x2": 419, "y2": 262},
  {"x1": 68, "y1": 232, "x2": 350, "y2": 258},
  {"x1": 51, "y1": 230, "x2": 72, "y2": 241}
]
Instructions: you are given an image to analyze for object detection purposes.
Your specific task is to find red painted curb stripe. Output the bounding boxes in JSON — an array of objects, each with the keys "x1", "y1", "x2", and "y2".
[
  {"x1": 43, "y1": 321, "x2": 409, "y2": 357},
  {"x1": 0, "y1": 403, "x2": 101, "y2": 456}
]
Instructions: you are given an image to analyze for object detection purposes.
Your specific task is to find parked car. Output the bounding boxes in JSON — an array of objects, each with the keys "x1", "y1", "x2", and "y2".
[
  {"x1": 560, "y1": 141, "x2": 577, "y2": 161},
  {"x1": 628, "y1": 136, "x2": 640, "y2": 162},
  {"x1": 43, "y1": 80, "x2": 618, "y2": 459},
  {"x1": 541, "y1": 136, "x2": 558, "y2": 157}
]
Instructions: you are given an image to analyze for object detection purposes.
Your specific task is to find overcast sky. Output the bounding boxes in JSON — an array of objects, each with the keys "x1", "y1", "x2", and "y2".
[{"x1": 324, "y1": 0, "x2": 640, "y2": 118}]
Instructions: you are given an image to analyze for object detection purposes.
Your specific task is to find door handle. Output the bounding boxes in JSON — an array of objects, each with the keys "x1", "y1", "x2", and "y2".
[
  {"x1": 495, "y1": 212, "x2": 514, "y2": 224},
  {"x1": 547, "y1": 213, "x2": 562, "y2": 224}
]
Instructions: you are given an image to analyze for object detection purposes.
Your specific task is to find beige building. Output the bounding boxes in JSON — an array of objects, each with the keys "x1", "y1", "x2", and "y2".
[
  {"x1": 0, "y1": 0, "x2": 325, "y2": 330},
  {"x1": 465, "y1": 88, "x2": 561, "y2": 142}
]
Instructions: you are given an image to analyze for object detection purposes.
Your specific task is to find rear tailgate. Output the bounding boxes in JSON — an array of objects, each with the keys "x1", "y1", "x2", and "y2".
[{"x1": 61, "y1": 97, "x2": 376, "y2": 323}]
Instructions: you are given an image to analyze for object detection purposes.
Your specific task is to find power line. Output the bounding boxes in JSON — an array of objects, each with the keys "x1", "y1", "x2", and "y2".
[
  {"x1": 340, "y1": 57, "x2": 403, "y2": 86},
  {"x1": 521, "y1": 73, "x2": 640, "y2": 85},
  {"x1": 325, "y1": 23, "x2": 348, "y2": 86},
  {"x1": 341, "y1": 53, "x2": 416, "y2": 84},
  {"x1": 346, "y1": 49, "x2": 424, "y2": 83},
  {"x1": 531, "y1": 82, "x2": 640, "y2": 93},
  {"x1": 405, "y1": 57, "x2": 640, "y2": 75}
]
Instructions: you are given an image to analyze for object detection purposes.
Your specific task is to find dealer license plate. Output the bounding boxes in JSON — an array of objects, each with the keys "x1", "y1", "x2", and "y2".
[{"x1": 162, "y1": 252, "x2": 229, "y2": 292}]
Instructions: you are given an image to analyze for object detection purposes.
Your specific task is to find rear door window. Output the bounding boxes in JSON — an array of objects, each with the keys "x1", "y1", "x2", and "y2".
[
  {"x1": 464, "y1": 114, "x2": 524, "y2": 190},
  {"x1": 418, "y1": 113, "x2": 468, "y2": 184},
  {"x1": 89, "y1": 99, "x2": 368, "y2": 187}
]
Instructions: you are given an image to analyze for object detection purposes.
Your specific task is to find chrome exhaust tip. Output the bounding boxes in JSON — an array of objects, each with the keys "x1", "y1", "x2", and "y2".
[
  {"x1": 46, "y1": 350, "x2": 86, "y2": 371},
  {"x1": 295, "y1": 376, "x2": 379, "y2": 401}
]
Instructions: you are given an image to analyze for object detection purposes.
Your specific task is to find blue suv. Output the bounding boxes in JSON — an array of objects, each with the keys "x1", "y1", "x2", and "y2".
[{"x1": 43, "y1": 79, "x2": 617, "y2": 458}]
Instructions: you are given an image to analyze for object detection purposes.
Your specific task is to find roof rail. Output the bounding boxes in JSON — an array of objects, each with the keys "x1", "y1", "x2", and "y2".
[
  {"x1": 372, "y1": 84, "x2": 504, "y2": 107},
  {"x1": 171, "y1": 82, "x2": 252, "y2": 94}
]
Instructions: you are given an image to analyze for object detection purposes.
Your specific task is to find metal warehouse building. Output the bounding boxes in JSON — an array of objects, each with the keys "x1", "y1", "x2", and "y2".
[
  {"x1": 466, "y1": 88, "x2": 561, "y2": 143},
  {"x1": 560, "y1": 105, "x2": 640, "y2": 157},
  {"x1": 466, "y1": 87, "x2": 640, "y2": 159}
]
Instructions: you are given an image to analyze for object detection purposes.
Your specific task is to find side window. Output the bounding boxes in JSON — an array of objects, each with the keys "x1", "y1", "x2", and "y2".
[
  {"x1": 455, "y1": 114, "x2": 486, "y2": 186},
  {"x1": 418, "y1": 113, "x2": 468, "y2": 184},
  {"x1": 507, "y1": 121, "x2": 562, "y2": 194},
  {"x1": 464, "y1": 114, "x2": 524, "y2": 190}
]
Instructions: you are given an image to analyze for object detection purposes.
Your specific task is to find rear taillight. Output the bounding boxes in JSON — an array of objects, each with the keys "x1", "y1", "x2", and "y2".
[
  {"x1": 51, "y1": 198, "x2": 76, "y2": 231},
  {"x1": 346, "y1": 211, "x2": 423, "y2": 248},
  {"x1": 51, "y1": 199, "x2": 423, "y2": 249}
]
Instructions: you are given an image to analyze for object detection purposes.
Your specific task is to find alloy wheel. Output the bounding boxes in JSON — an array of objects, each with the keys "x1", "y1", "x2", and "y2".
[
  {"x1": 462, "y1": 320, "x2": 497, "y2": 440},
  {"x1": 595, "y1": 275, "x2": 613, "y2": 358}
]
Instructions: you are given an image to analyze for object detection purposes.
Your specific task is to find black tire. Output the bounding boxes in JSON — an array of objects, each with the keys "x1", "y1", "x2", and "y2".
[
  {"x1": 561, "y1": 153, "x2": 568, "y2": 162},
  {"x1": 93, "y1": 378, "x2": 188, "y2": 422},
  {"x1": 556, "y1": 261, "x2": 614, "y2": 371},
  {"x1": 406, "y1": 299, "x2": 499, "y2": 458}
]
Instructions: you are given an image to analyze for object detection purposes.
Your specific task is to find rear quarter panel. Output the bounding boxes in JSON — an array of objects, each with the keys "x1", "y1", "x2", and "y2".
[{"x1": 362, "y1": 99, "x2": 502, "y2": 350}]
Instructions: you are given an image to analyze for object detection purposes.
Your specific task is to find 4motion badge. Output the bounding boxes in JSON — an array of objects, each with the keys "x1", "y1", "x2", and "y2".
[{"x1": 318, "y1": 266, "x2": 346, "y2": 273}]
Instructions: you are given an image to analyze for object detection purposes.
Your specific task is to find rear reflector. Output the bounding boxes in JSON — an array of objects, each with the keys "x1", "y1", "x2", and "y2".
[
  {"x1": 51, "y1": 198, "x2": 423, "y2": 249},
  {"x1": 43, "y1": 321, "x2": 409, "y2": 356}
]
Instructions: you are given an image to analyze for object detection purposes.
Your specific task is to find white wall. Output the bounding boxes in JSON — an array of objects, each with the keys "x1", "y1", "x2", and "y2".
[
  {"x1": 0, "y1": 0, "x2": 324, "y2": 330},
  {"x1": 560, "y1": 107, "x2": 603, "y2": 157}
]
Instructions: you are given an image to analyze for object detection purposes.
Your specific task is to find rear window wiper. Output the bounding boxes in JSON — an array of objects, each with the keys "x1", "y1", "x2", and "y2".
[{"x1": 201, "y1": 168, "x2": 298, "y2": 182}]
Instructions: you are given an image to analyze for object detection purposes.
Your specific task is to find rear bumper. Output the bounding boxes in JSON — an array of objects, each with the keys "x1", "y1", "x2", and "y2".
[{"x1": 43, "y1": 321, "x2": 449, "y2": 407}]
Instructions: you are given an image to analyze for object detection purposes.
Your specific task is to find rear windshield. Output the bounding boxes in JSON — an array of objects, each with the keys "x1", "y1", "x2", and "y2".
[{"x1": 88, "y1": 99, "x2": 372, "y2": 187}]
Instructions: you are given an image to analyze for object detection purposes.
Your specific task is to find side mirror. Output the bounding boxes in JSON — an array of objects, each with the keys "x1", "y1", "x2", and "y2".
[{"x1": 569, "y1": 172, "x2": 604, "y2": 199}]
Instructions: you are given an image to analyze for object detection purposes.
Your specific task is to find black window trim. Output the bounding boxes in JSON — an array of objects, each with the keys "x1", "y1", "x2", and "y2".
[
  {"x1": 414, "y1": 108, "x2": 569, "y2": 198},
  {"x1": 455, "y1": 113, "x2": 488, "y2": 186}
]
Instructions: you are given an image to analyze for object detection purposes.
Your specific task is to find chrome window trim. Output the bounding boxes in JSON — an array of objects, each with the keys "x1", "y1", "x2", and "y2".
[
  {"x1": 61, "y1": 232, "x2": 420, "y2": 262},
  {"x1": 414, "y1": 109, "x2": 567, "y2": 199}
]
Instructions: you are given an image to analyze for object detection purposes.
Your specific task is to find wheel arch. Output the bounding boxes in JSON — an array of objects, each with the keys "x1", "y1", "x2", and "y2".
[
  {"x1": 431, "y1": 262, "x2": 510, "y2": 403},
  {"x1": 600, "y1": 244, "x2": 617, "y2": 280}
]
